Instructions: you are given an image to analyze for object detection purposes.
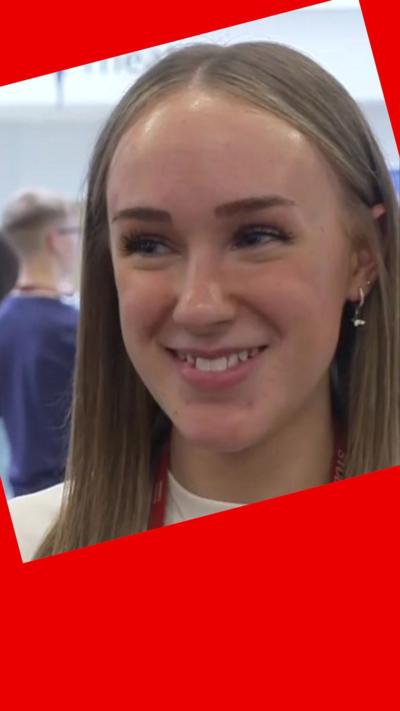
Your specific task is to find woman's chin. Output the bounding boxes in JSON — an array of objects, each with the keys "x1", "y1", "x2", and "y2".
[{"x1": 175, "y1": 421, "x2": 264, "y2": 454}]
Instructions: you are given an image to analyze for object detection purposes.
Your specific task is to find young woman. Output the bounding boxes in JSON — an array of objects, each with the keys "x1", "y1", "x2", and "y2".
[{"x1": 8, "y1": 42, "x2": 400, "y2": 562}]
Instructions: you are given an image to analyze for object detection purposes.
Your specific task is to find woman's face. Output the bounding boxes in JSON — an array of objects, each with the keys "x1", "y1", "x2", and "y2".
[{"x1": 106, "y1": 91, "x2": 365, "y2": 452}]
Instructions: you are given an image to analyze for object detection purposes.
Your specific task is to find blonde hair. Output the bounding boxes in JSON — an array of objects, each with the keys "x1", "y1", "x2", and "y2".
[
  {"x1": 2, "y1": 188, "x2": 71, "y2": 258},
  {"x1": 36, "y1": 42, "x2": 400, "y2": 559}
]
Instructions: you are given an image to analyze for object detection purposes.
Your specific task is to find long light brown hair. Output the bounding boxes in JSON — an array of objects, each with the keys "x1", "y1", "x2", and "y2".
[{"x1": 36, "y1": 42, "x2": 400, "y2": 558}]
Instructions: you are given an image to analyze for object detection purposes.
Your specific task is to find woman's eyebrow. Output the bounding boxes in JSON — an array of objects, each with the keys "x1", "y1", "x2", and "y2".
[
  {"x1": 215, "y1": 195, "x2": 296, "y2": 218},
  {"x1": 112, "y1": 207, "x2": 172, "y2": 223},
  {"x1": 111, "y1": 195, "x2": 296, "y2": 224}
]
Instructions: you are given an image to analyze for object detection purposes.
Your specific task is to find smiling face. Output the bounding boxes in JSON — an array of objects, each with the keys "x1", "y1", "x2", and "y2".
[{"x1": 106, "y1": 90, "x2": 366, "y2": 453}]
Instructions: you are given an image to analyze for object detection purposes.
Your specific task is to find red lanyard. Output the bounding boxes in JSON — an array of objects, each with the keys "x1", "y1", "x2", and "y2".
[
  {"x1": 148, "y1": 437, "x2": 347, "y2": 530},
  {"x1": 148, "y1": 444, "x2": 170, "y2": 530}
]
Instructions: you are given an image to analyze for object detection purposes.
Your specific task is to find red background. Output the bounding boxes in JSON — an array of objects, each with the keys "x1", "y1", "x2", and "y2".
[{"x1": 0, "y1": 1, "x2": 398, "y2": 707}]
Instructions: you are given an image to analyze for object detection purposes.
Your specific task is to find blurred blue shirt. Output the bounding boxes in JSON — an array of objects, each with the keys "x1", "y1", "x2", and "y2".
[{"x1": 0, "y1": 295, "x2": 78, "y2": 496}]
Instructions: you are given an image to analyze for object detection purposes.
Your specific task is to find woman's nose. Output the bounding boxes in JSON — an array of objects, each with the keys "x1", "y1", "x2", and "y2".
[{"x1": 172, "y1": 258, "x2": 237, "y2": 331}]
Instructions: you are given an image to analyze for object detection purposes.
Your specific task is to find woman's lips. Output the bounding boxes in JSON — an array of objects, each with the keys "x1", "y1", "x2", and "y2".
[{"x1": 166, "y1": 346, "x2": 268, "y2": 391}]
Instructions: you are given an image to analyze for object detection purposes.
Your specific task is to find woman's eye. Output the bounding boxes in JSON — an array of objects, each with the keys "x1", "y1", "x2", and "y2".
[
  {"x1": 233, "y1": 225, "x2": 292, "y2": 249},
  {"x1": 120, "y1": 233, "x2": 172, "y2": 257}
]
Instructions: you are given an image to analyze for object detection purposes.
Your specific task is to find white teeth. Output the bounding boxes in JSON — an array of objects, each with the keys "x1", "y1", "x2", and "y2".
[
  {"x1": 195, "y1": 356, "x2": 229, "y2": 372},
  {"x1": 209, "y1": 357, "x2": 228, "y2": 372},
  {"x1": 176, "y1": 346, "x2": 264, "y2": 371},
  {"x1": 227, "y1": 353, "x2": 239, "y2": 368},
  {"x1": 195, "y1": 357, "x2": 211, "y2": 372}
]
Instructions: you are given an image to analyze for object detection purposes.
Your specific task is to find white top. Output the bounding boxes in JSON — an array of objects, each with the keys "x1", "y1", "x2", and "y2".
[
  {"x1": 8, "y1": 482, "x2": 64, "y2": 563},
  {"x1": 7, "y1": 473, "x2": 242, "y2": 563}
]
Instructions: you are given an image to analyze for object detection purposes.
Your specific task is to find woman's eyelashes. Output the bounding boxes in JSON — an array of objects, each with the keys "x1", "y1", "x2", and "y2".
[
  {"x1": 119, "y1": 232, "x2": 172, "y2": 256},
  {"x1": 232, "y1": 224, "x2": 294, "y2": 249},
  {"x1": 118, "y1": 223, "x2": 294, "y2": 257}
]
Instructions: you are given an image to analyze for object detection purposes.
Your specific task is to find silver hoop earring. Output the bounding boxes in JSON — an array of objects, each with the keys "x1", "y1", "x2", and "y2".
[{"x1": 352, "y1": 287, "x2": 366, "y2": 328}]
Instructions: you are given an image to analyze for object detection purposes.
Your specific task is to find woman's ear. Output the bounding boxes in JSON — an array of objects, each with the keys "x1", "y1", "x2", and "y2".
[
  {"x1": 346, "y1": 203, "x2": 385, "y2": 303},
  {"x1": 371, "y1": 203, "x2": 386, "y2": 221}
]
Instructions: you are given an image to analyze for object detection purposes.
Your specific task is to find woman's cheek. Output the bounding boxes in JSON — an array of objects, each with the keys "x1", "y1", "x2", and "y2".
[{"x1": 118, "y1": 275, "x2": 171, "y2": 344}]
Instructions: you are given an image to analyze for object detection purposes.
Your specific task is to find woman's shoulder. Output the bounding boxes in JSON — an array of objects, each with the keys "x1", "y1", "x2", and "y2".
[{"x1": 7, "y1": 483, "x2": 64, "y2": 562}]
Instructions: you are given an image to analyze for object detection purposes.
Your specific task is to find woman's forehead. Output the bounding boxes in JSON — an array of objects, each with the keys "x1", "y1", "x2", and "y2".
[
  {"x1": 110, "y1": 90, "x2": 305, "y2": 167},
  {"x1": 107, "y1": 90, "x2": 344, "y2": 219}
]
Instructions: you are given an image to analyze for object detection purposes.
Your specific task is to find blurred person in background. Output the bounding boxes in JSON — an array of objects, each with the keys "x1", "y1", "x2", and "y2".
[{"x1": 0, "y1": 189, "x2": 80, "y2": 497}]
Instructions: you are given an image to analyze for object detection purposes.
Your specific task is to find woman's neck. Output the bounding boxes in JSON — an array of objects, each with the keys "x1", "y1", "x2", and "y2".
[{"x1": 170, "y1": 387, "x2": 335, "y2": 504}]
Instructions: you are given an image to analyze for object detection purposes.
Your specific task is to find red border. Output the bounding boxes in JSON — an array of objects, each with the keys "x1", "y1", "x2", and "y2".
[
  {"x1": 0, "y1": 1, "x2": 399, "y2": 707},
  {"x1": 0, "y1": 0, "x2": 329, "y2": 85}
]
